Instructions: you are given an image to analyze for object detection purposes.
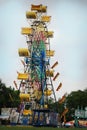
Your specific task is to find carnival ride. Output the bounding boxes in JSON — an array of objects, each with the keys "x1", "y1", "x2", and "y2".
[{"x1": 14, "y1": 4, "x2": 65, "y2": 126}]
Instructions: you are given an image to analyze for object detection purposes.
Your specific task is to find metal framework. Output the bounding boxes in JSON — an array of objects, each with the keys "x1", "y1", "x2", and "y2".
[{"x1": 16, "y1": 4, "x2": 61, "y2": 126}]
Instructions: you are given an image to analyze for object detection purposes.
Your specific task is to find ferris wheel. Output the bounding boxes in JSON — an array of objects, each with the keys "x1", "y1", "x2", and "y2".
[{"x1": 16, "y1": 4, "x2": 61, "y2": 110}]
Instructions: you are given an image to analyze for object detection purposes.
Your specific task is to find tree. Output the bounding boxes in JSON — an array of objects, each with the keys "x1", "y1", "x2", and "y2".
[
  {"x1": 0, "y1": 79, "x2": 20, "y2": 108},
  {"x1": 65, "y1": 89, "x2": 87, "y2": 121}
]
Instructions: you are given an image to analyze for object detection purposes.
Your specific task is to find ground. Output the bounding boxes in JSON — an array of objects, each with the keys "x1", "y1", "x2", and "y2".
[{"x1": 0, "y1": 126, "x2": 86, "y2": 130}]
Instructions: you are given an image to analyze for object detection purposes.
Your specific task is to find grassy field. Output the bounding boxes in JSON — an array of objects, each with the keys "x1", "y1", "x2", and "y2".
[{"x1": 0, "y1": 126, "x2": 86, "y2": 130}]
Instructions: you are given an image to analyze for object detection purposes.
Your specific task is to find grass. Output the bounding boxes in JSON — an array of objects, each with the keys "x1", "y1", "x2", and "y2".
[{"x1": 0, "y1": 126, "x2": 86, "y2": 130}]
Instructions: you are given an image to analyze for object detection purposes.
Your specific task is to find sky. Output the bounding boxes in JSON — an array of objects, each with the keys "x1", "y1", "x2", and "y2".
[{"x1": 0, "y1": 0, "x2": 87, "y2": 99}]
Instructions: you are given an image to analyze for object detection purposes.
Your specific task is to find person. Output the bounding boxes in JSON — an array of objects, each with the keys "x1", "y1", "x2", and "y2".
[{"x1": 74, "y1": 117, "x2": 79, "y2": 127}]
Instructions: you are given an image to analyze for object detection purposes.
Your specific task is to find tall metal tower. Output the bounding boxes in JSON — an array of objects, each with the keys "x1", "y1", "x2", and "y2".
[{"x1": 16, "y1": 4, "x2": 62, "y2": 126}]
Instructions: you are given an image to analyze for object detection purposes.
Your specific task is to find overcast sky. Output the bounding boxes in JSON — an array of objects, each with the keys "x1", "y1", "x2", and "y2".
[{"x1": 0, "y1": 0, "x2": 87, "y2": 99}]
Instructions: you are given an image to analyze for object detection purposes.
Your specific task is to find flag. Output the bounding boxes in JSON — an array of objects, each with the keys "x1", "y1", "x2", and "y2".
[
  {"x1": 51, "y1": 61, "x2": 58, "y2": 69},
  {"x1": 9, "y1": 93, "x2": 14, "y2": 102},
  {"x1": 56, "y1": 83, "x2": 62, "y2": 91},
  {"x1": 13, "y1": 80, "x2": 18, "y2": 89},
  {"x1": 61, "y1": 108, "x2": 68, "y2": 117},
  {"x1": 58, "y1": 93, "x2": 66, "y2": 104},
  {"x1": 21, "y1": 60, "x2": 25, "y2": 66},
  {"x1": 53, "y1": 72, "x2": 60, "y2": 81}
]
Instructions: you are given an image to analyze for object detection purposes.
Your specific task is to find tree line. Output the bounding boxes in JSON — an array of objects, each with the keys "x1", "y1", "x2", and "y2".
[
  {"x1": 0, "y1": 79, "x2": 87, "y2": 121},
  {"x1": 0, "y1": 79, "x2": 20, "y2": 108}
]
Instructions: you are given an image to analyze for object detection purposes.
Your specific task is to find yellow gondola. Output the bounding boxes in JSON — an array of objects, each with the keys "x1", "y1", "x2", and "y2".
[
  {"x1": 31, "y1": 4, "x2": 47, "y2": 13},
  {"x1": 17, "y1": 73, "x2": 29, "y2": 80},
  {"x1": 23, "y1": 109, "x2": 32, "y2": 116},
  {"x1": 46, "y1": 70, "x2": 54, "y2": 77},
  {"x1": 31, "y1": 4, "x2": 42, "y2": 11},
  {"x1": 47, "y1": 31, "x2": 54, "y2": 38},
  {"x1": 34, "y1": 90, "x2": 42, "y2": 100},
  {"x1": 46, "y1": 50, "x2": 55, "y2": 57},
  {"x1": 44, "y1": 104, "x2": 48, "y2": 108},
  {"x1": 19, "y1": 93, "x2": 30, "y2": 99},
  {"x1": 41, "y1": 16, "x2": 51, "y2": 22},
  {"x1": 18, "y1": 48, "x2": 29, "y2": 57},
  {"x1": 39, "y1": 5, "x2": 47, "y2": 13},
  {"x1": 44, "y1": 89, "x2": 52, "y2": 96},
  {"x1": 21, "y1": 27, "x2": 32, "y2": 35},
  {"x1": 41, "y1": 6, "x2": 47, "y2": 12},
  {"x1": 26, "y1": 11, "x2": 37, "y2": 19}
]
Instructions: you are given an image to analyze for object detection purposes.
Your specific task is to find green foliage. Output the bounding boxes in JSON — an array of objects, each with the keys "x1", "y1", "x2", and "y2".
[
  {"x1": 65, "y1": 89, "x2": 87, "y2": 121},
  {"x1": 68, "y1": 90, "x2": 87, "y2": 107},
  {"x1": 0, "y1": 79, "x2": 20, "y2": 108}
]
